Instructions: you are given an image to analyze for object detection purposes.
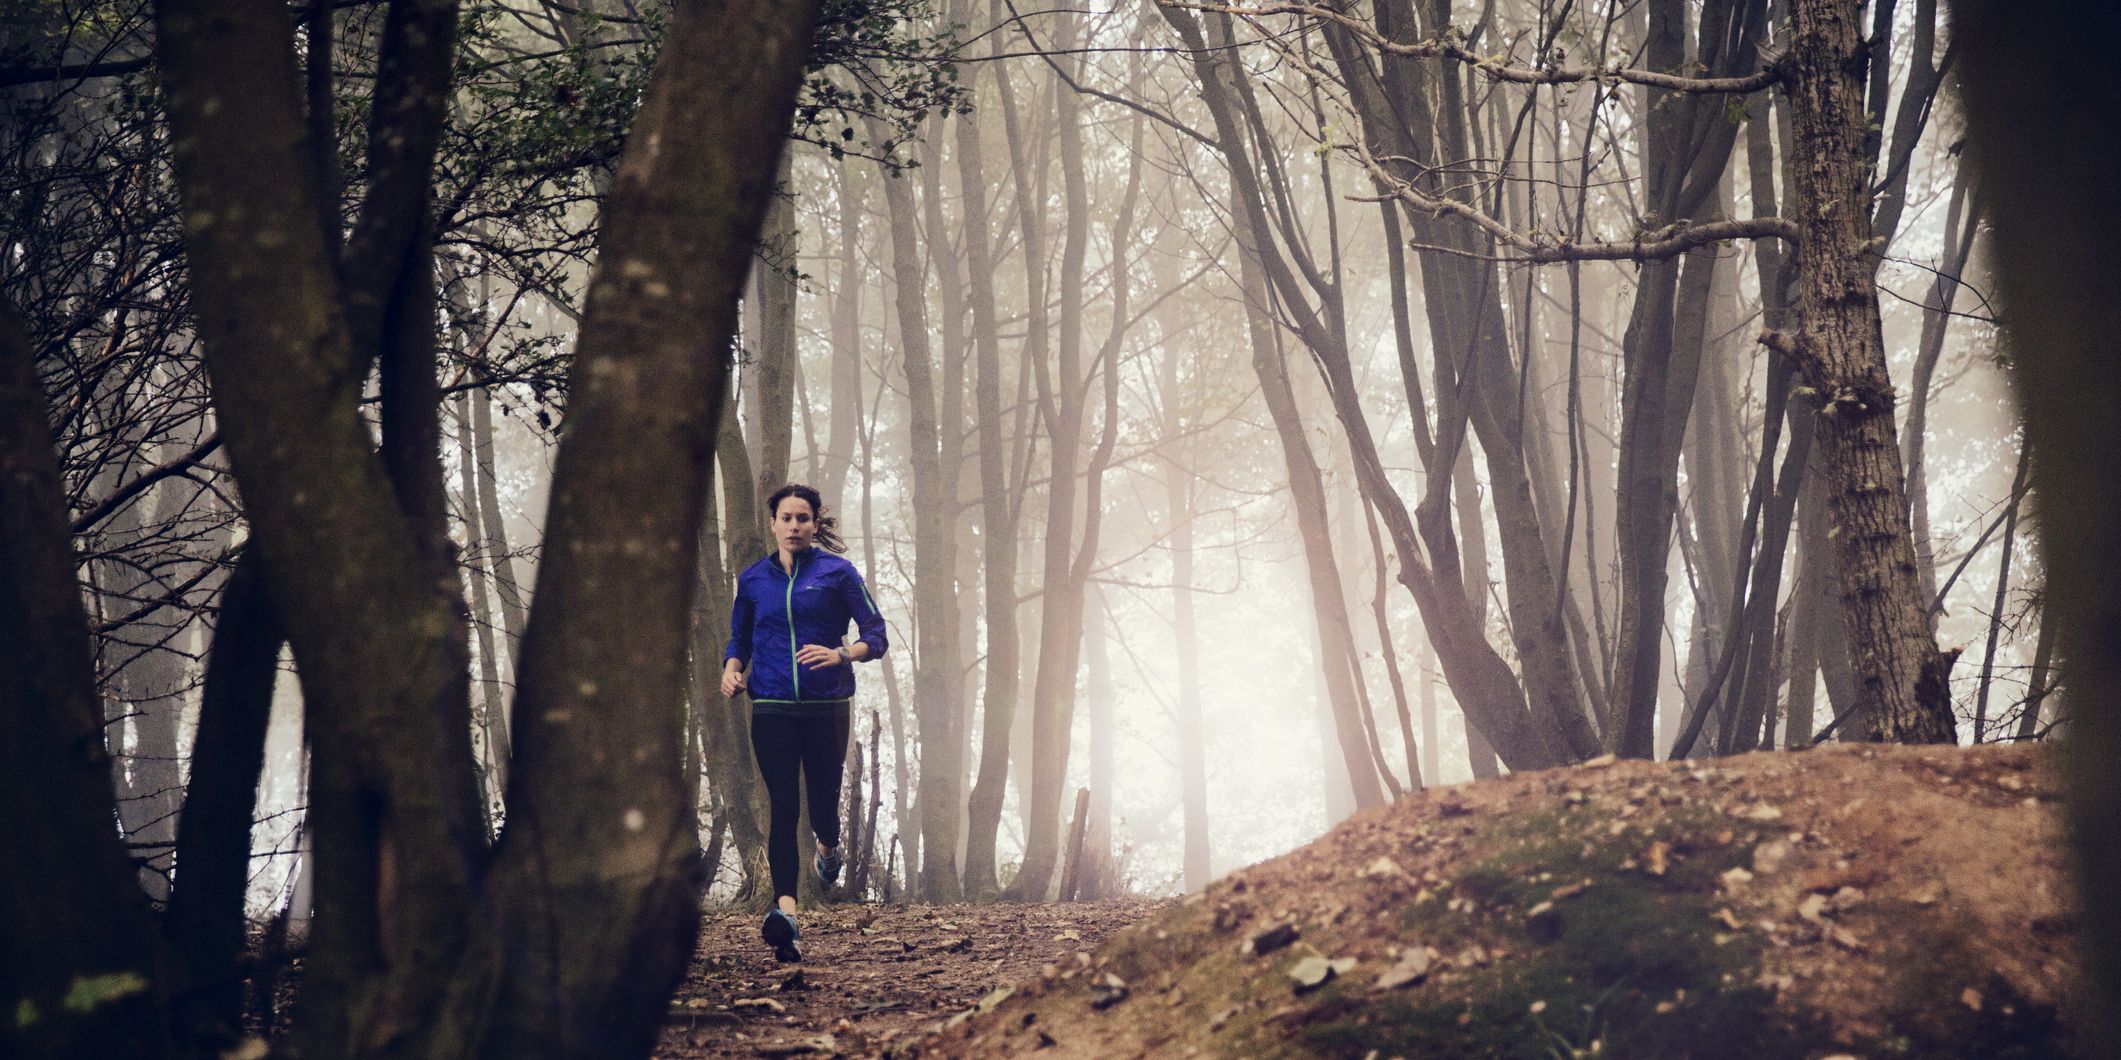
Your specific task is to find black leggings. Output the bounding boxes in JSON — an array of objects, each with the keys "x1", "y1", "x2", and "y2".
[{"x1": 749, "y1": 707, "x2": 852, "y2": 901}]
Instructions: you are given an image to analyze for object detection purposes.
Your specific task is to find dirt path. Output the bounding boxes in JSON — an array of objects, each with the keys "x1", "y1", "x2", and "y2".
[{"x1": 657, "y1": 898, "x2": 1168, "y2": 1057}]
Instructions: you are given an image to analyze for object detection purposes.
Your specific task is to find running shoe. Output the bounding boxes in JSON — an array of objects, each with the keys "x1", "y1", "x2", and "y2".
[
  {"x1": 816, "y1": 844, "x2": 844, "y2": 888},
  {"x1": 762, "y1": 907, "x2": 802, "y2": 963}
]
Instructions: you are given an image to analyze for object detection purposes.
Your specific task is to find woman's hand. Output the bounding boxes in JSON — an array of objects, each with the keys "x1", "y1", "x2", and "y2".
[
  {"x1": 796, "y1": 643, "x2": 845, "y2": 669},
  {"x1": 721, "y1": 662, "x2": 748, "y2": 698}
]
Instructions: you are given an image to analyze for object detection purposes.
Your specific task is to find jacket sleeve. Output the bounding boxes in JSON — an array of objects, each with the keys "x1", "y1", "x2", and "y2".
[
  {"x1": 843, "y1": 566, "x2": 888, "y2": 660},
  {"x1": 724, "y1": 575, "x2": 754, "y2": 664}
]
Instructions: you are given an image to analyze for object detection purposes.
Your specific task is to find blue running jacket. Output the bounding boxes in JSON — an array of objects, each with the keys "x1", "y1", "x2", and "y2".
[{"x1": 725, "y1": 549, "x2": 888, "y2": 709}]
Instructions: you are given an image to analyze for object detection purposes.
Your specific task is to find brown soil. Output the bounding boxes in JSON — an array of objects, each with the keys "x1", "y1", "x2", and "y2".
[
  {"x1": 895, "y1": 743, "x2": 2082, "y2": 1058},
  {"x1": 656, "y1": 898, "x2": 1168, "y2": 1057}
]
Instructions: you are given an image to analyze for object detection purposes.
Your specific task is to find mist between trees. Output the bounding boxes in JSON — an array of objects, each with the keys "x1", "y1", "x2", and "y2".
[{"x1": 0, "y1": 0, "x2": 2078, "y2": 1054}]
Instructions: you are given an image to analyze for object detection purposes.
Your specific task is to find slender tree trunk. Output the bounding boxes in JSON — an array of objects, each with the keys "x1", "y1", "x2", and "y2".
[
  {"x1": 1902, "y1": 173, "x2": 1979, "y2": 613},
  {"x1": 165, "y1": 547, "x2": 282, "y2": 1046},
  {"x1": 821, "y1": 160, "x2": 865, "y2": 505},
  {"x1": 871, "y1": 122, "x2": 964, "y2": 900},
  {"x1": 471, "y1": 390, "x2": 528, "y2": 658},
  {"x1": 959, "y1": 48, "x2": 1024, "y2": 902},
  {"x1": 1081, "y1": 583, "x2": 1114, "y2": 898},
  {"x1": 456, "y1": 394, "x2": 511, "y2": 801},
  {"x1": 1972, "y1": 446, "x2": 2030, "y2": 741},
  {"x1": 1008, "y1": 12, "x2": 1106, "y2": 897},
  {"x1": 2014, "y1": 603, "x2": 2057, "y2": 741},
  {"x1": 702, "y1": 386, "x2": 774, "y2": 898}
]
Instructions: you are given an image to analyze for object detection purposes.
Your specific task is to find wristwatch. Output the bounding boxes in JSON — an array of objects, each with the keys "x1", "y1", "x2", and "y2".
[{"x1": 837, "y1": 645, "x2": 852, "y2": 663}]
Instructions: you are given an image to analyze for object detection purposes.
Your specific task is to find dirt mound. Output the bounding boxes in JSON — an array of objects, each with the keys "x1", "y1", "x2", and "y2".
[{"x1": 915, "y1": 744, "x2": 2080, "y2": 1059}]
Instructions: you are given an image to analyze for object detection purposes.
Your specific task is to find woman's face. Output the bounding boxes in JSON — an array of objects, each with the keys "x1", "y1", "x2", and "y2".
[{"x1": 772, "y1": 496, "x2": 817, "y2": 554}]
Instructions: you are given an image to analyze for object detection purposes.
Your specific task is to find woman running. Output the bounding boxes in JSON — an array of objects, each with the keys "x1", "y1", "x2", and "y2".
[{"x1": 721, "y1": 483, "x2": 887, "y2": 963}]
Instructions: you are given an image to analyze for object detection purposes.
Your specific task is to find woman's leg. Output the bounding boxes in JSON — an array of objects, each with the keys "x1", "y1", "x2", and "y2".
[
  {"x1": 799, "y1": 706, "x2": 854, "y2": 854},
  {"x1": 749, "y1": 713, "x2": 803, "y2": 906}
]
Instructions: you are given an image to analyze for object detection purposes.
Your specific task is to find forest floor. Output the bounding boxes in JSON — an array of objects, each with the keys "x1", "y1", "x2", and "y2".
[
  {"x1": 668, "y1": 743, "x2": 2077, "y2": 1059},
  {"x1": 657, "y1": 897, "x2": 1168, "y2": 1057}
]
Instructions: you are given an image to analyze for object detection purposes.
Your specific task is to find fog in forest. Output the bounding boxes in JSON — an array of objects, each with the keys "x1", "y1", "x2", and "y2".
[
  {"x1": 9, "y1": 0, "x2": 2090, "y2": 1054},
  {"x1": 203, "y1": 0, "x2": 2030, "y2": 908}
]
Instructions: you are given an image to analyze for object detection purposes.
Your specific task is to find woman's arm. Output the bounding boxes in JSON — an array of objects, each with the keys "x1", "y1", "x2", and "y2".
[
  {"x1": 723, "y1": 579, "x2": 754, "y2": 666},
  {"x1": 721, "y1": 578, "x2": 753, "y2": 697},
  {"x1": 841, "y1": 567, "x2": 888, "y2": 660}
]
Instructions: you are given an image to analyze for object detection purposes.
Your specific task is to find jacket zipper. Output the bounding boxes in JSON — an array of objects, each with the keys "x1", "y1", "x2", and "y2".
[{"x1": 784, "y1": 551, "x2": 802, "y2": 701}]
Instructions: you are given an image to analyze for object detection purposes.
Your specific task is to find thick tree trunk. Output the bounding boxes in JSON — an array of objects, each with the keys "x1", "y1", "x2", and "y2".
[
  {"x1": 480, "y1": 0, "x2": 823, "y2": 1049},
  {"x1": 1, "y1": 295, "x2": 173, "y2": 1057},
  {"x1": 1781, "y1": 0, "x2": 1956, "y2": 744},
  {"x1": 1956, "y1": 0, "x2": 2121, "y2": 1043},
  {"x1": 751, "y1": 148, "x2": 798, "y2": 502},
  {"x1": 157, "y1": 2, "x2": 490, "y2": 1049}
]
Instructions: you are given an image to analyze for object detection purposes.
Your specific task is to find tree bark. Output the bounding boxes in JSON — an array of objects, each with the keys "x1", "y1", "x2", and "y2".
[{"x1": 1781, "y1": 0, "x2": 1956, "y2": 744}]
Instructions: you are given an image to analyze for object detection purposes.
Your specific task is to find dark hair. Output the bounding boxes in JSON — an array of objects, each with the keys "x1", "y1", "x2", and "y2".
[{"x1": 766, "y1": 483, "x2": 847, "y2": 553}]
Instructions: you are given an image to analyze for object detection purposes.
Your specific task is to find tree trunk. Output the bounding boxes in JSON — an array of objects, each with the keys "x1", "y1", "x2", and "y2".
[
  {"x1": 1606, "y1": 0, "x2": 1768, "y2": 758},
  {"x1": 471, "y1": 390, "x2": 528, "y2": 661},
  {"x1": 751, "y1": 148, "x2": 798, "y2": 503},
  {"x1": 456, "y1": 394, "x2": 512, "y2": 802},
  {"x1": 1, "y1": 295, "x2": 173, "y2": 1056},
  {"x1": 1957, "y1": 0, "x2": 2121, "y2": 1041},
  {"x1": 821, "y1": 159, "x2": 865, "y2": 505},
  {"x1": 693, "y1": 402, "x2": 773, "y2": 899},
  {"x1": 1008, "y1": 12, "x2": 1104, "y2": 898},
  {"x1": 959, "y1": 47, "x2": 1025, "y2": 902},
  {"x1": 1901, "y1": 172, "x2": 1979, "y2": 614},
  {"x1": 165, "y1": 546, "x2": 282, "y2": 1046},
  {"x1": 871, "y1": 117, "x2": 964, "y2": 901},
  {"x1": 1782, "y1": 0, "x2": 1956, "y2": 743},
  {"x1": 1971, "y1": 446, "x2": 2030, "y2": 741}
]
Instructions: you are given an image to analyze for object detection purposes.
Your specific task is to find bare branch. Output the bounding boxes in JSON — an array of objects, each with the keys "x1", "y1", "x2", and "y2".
[{"x1": 1168, "y1": 2, "x2": 1782, "y2": 93}]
